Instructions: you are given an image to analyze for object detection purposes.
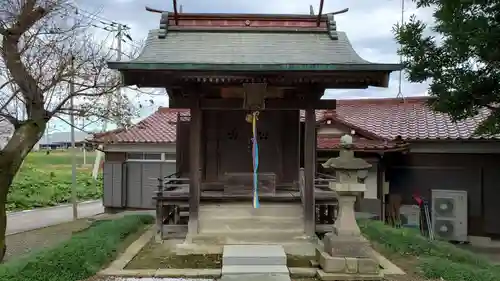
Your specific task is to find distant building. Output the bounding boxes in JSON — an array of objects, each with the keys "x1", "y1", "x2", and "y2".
[
  {"x1": 0, "y1": 119, "x2": 12, "y2": 150},
  {"x1": 39, "y1": 131, "x2": 91, "y2": 150}
]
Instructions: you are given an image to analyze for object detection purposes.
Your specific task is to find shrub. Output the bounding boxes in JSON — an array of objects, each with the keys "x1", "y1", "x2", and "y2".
[
  {"x1": 7, "y1": 164, "x2": 103, "y2": 211},
  {"x1": 359, "y1": 219, "x2": 500, "y2": 281},
  {"x1": 0, "y1": 214, "x2": 154, "y2": 281}
]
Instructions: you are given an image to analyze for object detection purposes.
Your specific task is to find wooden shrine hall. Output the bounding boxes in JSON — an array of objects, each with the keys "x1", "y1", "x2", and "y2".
[{"x1": 108, "y1": 4, "x2": 401, "y2": 240}]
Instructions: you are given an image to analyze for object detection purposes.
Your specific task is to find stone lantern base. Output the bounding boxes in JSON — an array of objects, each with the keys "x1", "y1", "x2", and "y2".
[
  {"x1": 315, "y1": 193, "x2": 382, "y2": 280},
  {"x1": 315, "y1": 232, "x2": 382, "y2": 280}
]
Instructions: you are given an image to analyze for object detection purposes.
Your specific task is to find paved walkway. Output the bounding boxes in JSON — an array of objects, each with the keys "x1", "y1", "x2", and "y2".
[{"x1": 7, "y1": 200, "x2": 104, "y2": 235}]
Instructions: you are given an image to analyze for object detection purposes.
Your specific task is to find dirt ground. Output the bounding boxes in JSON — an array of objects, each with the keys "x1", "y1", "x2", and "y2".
[
  {"x1": 370, "y1": 243, "x2": 438, "y2": 281},
  {"x1": 126, "y1": 240, "x2": 223, "y2": 269},
  {"x1": 126, "y1": 238, "x2": 317, "y2": 270}
]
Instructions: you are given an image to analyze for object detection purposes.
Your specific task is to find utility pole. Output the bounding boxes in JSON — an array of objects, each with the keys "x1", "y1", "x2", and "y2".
[
  {"x1": 70, "y1": 55, "x2": 78, "y2": 220},
  {"x1": 92, "y1": 23, "x2": 123, "y2": 179},
  {"x1": 396, "y1": 0, "x2": 406, "y2": 101},
  {"x1": 82, "y1": 118, "x2": 86, "y2": 165}
]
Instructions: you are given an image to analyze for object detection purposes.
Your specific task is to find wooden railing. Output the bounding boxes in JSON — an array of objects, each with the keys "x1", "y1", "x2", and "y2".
[
  {"x1": 314, "y1": 172, "x2": 338, "y2": 233},
  {"x1": 154, "y1": 173, "x2": 190, "y2": 239}
]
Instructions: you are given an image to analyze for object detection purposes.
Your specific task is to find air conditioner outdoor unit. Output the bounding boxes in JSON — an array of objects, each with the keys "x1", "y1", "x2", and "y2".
[
  {"x1": 431, "y1": 189, "x2": 468, "y2": 242},
  {"x1": 399, "y1": 204, "x2": 420, "y2": 229}
]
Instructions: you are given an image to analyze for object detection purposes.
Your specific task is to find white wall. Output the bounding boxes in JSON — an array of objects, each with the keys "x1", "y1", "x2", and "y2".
[
  {"x1": 318, "y1": 127, "x2": 344, "y2": 135},
  {"x1": 363, "y1": 166, "x2": 378, "y2": 199},
  {"x1": 103, "y1": 143, "x2": 176, "y2": 153}
]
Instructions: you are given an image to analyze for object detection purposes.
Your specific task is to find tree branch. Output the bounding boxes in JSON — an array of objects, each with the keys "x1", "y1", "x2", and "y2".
[
  {"x1": 53, "y1": 114, "x2": 94, "y2": 135},
  {"x1": 0, "y1": 112, "x2": 19, "y2": 127}
]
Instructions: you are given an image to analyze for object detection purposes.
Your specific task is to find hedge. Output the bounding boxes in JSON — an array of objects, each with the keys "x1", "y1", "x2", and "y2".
[
  {"x1": 0, "y1": 214, "x2": 154, "y2": 281},
  {"x1": 359, "y1": 219, "x2": 500, "y2": 281}
]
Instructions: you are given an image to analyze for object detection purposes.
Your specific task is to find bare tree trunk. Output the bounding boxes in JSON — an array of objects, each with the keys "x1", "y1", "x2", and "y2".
[{"x1": 0, "y1": 121, "x2": 45, "y2": 262}]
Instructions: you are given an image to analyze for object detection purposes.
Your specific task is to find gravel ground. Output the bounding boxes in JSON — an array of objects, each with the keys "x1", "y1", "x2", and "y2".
[
  {"x1": 3, "y1": 211, "x2": 133, "y2": 261},
  {"x1": 5, "y1": 210, "x2": 156, "y2": 261},
  {"x1": 370, "y1": 243, "x2": 437, "y2": 281},
  {"x1": 5, "y1": 218, "x2": 94, "y2": 261}
]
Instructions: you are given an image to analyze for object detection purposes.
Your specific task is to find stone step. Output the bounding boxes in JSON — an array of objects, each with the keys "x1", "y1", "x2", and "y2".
[
  {"x1": 223, "y1": 245, "x2": 286, "y2": 266},
  {"x1": 175, "y1": 241, "x2": 318, "y2": 256},
  {"x1": 220, "y1": 274, "x2": 291, "y2": 281},
  {"x1": 222, "y1": 265, "x2": 289, "y2": 275}
]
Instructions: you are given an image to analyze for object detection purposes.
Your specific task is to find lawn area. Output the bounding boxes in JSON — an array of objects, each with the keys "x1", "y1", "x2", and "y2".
[
  {"x1": 0, "y1": 214, "x2": 154, "y2": 281},
  {"x1": 7, "y1": 150, "x2": 102, "y2": 212},
  {"x1": 359, "y1": 219, "x2": 500, "y2": 281},
  {"x1": 23, "y1": 150, "x2": 97, "y2": 166}
]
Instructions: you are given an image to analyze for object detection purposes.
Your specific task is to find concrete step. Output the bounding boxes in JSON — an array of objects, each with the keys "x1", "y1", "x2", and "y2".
[
  {"x1": 223, "y1": 245, "x2": 286, "y2": 266},
  {"x1": 222, "y1": 265, "x2": 289, "y2": 275},
  {"x1": 191, "y1": 231, "x2": 309, "y2": 245},
  {"x1": 200, "y1": 202, "x2": 303, "y2": 219},
  {"x1": 199, "y1": 220, "x2": 304, "y2": 233}
]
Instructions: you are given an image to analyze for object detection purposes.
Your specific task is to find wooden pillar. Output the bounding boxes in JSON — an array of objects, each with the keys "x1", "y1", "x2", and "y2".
[
  {"x1": 175, "y1": 112, "x2": 182, "y2": 174},
  {"x1": 304, "y1": 106, "x2": 316, "y2": 236},
  {"x1": 188, "y1": 96, "x2": 202, "y2": 235},
  {"x1": 377, "y1": 154, "x2": 385, "y2": 221}
]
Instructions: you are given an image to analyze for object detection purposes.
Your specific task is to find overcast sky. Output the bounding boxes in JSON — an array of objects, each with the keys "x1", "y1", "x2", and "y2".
[{"x1": 52, "y1": 0, "x2": 434, "y2": 132}]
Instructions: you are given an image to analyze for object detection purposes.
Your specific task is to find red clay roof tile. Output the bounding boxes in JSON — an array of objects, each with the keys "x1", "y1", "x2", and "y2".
[
  {"x1": 92, "y1": 96, "x2": 491, "y2": 145},
  {"x1": 333, "y1": 97, "x2": 490, "y2": 140}
]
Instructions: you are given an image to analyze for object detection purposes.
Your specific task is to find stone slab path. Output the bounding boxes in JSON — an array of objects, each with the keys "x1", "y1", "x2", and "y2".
[
  {"x1": 221, "y1": 245, "x2": 291, "y2": 281},
  {"x1": 89, "y1": 277, "x2": 295, "y2": 281}
]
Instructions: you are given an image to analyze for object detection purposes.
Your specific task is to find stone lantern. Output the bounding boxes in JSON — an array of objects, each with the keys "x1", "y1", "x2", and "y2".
[
  {"x1": 316, "y1": 134, "x2": 381, "y2": 280},
  {"x1": 321, "y1": 134, "x2": 371, "y2": 236}
]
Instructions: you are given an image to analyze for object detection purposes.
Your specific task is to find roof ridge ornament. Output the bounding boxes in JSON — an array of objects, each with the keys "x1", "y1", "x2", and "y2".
[
  {"x1": 327, "y1": 14, "x2": 338, "y2": 40},
  {"x1": 145, "y1": 6, "x2": 170, "y2": 39},
  {"x1": 159, "y1": 12, "x2": 169, "y2": 39},
  {"x1": 146, "y1": 0, "x2": 181, "y2": 39},
  {"x1": 325, "y1": 9, "x2": 348, "y2": 40}
]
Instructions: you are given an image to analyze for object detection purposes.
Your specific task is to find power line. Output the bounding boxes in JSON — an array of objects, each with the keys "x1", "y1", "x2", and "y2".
[{"x1": 66, "y1": 2, "x2": 130, "y2": 29}]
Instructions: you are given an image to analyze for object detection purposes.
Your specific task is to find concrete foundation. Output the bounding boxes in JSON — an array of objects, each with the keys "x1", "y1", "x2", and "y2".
[{"x1": 177, "y1": 202, "x2": 317, "y2": 256}]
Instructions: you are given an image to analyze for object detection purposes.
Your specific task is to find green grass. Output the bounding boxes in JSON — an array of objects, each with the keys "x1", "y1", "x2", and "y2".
[
  {"x1": 24, "y1": 150, "x2": 97, "y2": 166},
  {"x1": 359, "y1": 219, "x2": 500, "y2": 281},
  {"x1": 7, "y1": 150, "x2": 102, "y2": 211},
  {"x1": 0, "y1": 214, "x2": 154, "y2": 281}
]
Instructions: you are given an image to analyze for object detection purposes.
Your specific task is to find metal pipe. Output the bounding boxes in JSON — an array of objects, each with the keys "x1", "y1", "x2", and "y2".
[{"x1": 316, "y1": 0, "x2": 325, "y2": 27}]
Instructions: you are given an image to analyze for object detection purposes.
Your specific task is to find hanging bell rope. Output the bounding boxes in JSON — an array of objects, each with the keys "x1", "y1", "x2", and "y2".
[{"x1": 248, "y1": 111, "x2": 260, "y2": 209}]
